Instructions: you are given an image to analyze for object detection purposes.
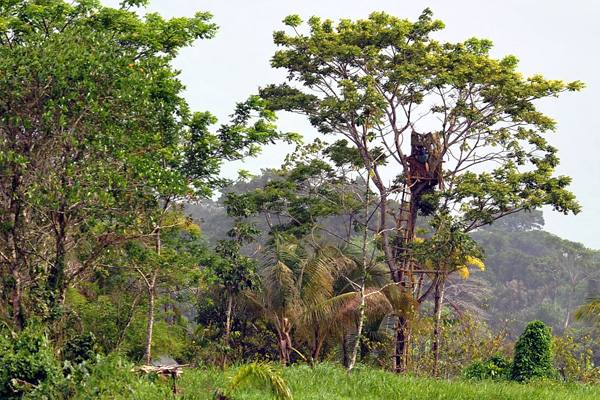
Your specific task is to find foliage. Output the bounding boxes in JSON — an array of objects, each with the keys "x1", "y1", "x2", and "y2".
[
  {"x1": 0, "y1": 0, "x2": 219, "y2": 329},
  {"x1": 0, "y1": 0, "x2": 297, "y2": 338},
  {"x1": 62, "y1": 332, "x2": 98, "y2": 365},
  {"x1": 464, "y1": 355, "x2": 511, "y2": 381},
  {"x1": 215, "y1": 361, "x2": 292, "y2": 400},
  {"x1": 66, "y1": 285, "x2": 188, "y2": 362},
  {"x1": 511, "y1": 320, "x2": 555, "y2": 382},
  {"x1": 471, "y1": 220, "x2": 600, "y2": 338},
  {"x1": 409, "y1": 312, "x2": 508, "y2": 378},
  {"x1": 574, "y1": 293, "x2": 600, "y2": 327},
  {"x1": 263, "y1": 9, "x2": 582, "y2": 230},
  {"x1": 0, "y1": 323, "x2": 64, "y2": 399},
  {"x1": 553, "y1": 329, "x2": 600, "y2": 383},
  {"x1": 412, "y1": 214, "x2": 485, "y2": 277}
]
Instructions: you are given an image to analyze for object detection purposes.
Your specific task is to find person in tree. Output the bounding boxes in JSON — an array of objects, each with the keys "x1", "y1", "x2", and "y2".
[{"x1": 408, "y1": 145, "x2": 430, "y2": 184}]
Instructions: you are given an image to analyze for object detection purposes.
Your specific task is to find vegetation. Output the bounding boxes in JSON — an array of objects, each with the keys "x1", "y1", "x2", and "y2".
[
  {"x1": 511, "y1": 320, "x2": 555, "y2": 382},
  {"x1": 26, "y1": 361, "x2": 600, "y2": 399},
  {"x1": 1, "y1": 1, "x2": 599, "y2": 399},
  {"x1": 259, "y1": 7, "x2": 583, "y2": 372}
]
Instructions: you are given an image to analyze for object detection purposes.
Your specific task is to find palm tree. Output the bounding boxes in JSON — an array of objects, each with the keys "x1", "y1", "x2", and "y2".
[
  {"x1": 574, "y1": 293, "x2": 600, "y2": 326},
  {"x1": 214, "y1": 361, "x2": 292, "y2": 400},
  {"x1": 257, "y1": 235, "x2": 308, "y2": 365},
  {"x1": 256, "y1": 235, "x2": 362, "y2": 365},
  {"x1": 257, "y1": 234, "x2": 395, "y2": 368}
]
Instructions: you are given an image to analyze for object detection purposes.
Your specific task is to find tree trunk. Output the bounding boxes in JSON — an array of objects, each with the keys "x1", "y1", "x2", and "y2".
[
  {"x1": 276, "y1": 317, "x2": 292, "y2": 367},
  {"x1": 394, "y1": 316, "x2": 411, "y2": 373},
  {"x1": 144, "y1": 278, "x2": 156, "y2": 365},
  {"x1": 347, "y1": 286, "x2": 365, "y2": 374},
  {"x1": 564, "y1": 281, "x2": 576, "y2": 330},
  {"x1": 143, "y1": 226, "x2": 161, "y2": 365},
  {"x1": 222, "y1": 288, "x2": 234, "y2": 367},
  {"x1": 7, "y1": 174, "x2": 24, "y2": 330},
  {"x1": 391, "y1": 182, "x2": 428, "y2": 373},
  {"x1": 348, "y1": 181, "x2": 370, "y2": 374},
  {"x1": 142, "y1": 265, "x2": 159, "y2": 365},
  {"x1": 50, "y1": 186, "x2": 68, "y2": 310},
  {"x1": 432, "y1": 274, "x2": 446, "y2": 376}
]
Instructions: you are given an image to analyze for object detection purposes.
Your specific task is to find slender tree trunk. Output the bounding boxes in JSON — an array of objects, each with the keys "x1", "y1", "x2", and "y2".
[
  {"x1": 276, "y1": 317, "x2": 292, "y2": 367},
  {"x1": 50, "y1": 178, "x2": 69, "y2": 308},
  {"x1": 7, "y1": 174, "x2": 24, "y2": 330},
  {"x1": 311, "y1": 324, "x2": 320, "y2": 364},
  {"x1": 143, "y1": 225, "x2": 161, "y2": 365},
  {"x1": 432, "y1": 274, "x2": 446, "y2": 376},
  {"x1": 347, "y1": 286, "x2": 365, "y2": 374},
  {"x1": 564, "y1": 281, "x2": 576, "y2": 330},
  {"x1": 348, "y1": 171, "x2": 371, "y2": 374},
  {"x1": 144, "y1": 280, "x2": 155, "y2": 365},
  {"x1": 143, "y1": 267, "x2": 158, "y2": 365},
  {"x1": 222, "y1": 288, "x2": 234, "y2": 367}
]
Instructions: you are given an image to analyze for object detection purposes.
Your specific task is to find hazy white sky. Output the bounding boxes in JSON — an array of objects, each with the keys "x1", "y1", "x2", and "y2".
[{"x1": 103, "y1": 0, "x2": 599, "y2": 250}]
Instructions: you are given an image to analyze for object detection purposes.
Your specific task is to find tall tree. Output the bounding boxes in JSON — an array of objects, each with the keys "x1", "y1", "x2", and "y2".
[
  {"x1": 0, "y1": 0, "x2": 296, "y2": 337},
  {"x1": 261, "y1": 9, "x2": 582, "y2": 371},
  {"x1": 0, "y1": 0, "x2": 214, "y2": 328}
]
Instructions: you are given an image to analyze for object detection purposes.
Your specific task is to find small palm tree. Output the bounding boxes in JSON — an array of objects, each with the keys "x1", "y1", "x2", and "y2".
[
  {"x1": 257, "y1": 235, "x2": 367, "y2": 365},
  {"x1": 213, "y1": 362, "x2": 292, "y2": 400}
]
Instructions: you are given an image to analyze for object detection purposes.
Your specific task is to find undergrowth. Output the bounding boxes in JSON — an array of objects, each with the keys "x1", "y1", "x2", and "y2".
[{"x1": 68, "y1": 361, "x2": 600, "y2": 400}]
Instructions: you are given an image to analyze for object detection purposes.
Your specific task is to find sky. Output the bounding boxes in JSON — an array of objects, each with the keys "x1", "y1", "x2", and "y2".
[{"x1": 102, "y1": 0, "x2": 600, "y2": 250}]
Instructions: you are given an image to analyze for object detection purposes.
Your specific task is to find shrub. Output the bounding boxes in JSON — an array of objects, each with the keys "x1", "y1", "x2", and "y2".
[
  {"x1": 463, "y1": 354, "x2": 510, "y2": 380},
  {"x1": 0, "y1": 324, "x2": 64, "y2": 398},
  {"x1": 463, "y1": 360, "x2": 488, "y2": 380},
  {"x1": 485, "y1": 354, "x2": 511, "y2": 379},
  {"x1": 62, "y1": 332, "x2": 98, "y2": 364},
  {"x1": 511, "y1": 320, "x2": 555, "y2": 382}
]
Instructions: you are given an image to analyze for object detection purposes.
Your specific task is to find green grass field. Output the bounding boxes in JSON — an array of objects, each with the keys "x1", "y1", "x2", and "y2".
[{"x1": 71, "y1": 360, "x2": 600, "y2": 400}]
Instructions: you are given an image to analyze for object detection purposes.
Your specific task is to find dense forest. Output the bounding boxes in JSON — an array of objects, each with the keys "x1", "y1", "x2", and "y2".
[{"x1": 0, "y1": 1, "x2": 597, "y2": 398}]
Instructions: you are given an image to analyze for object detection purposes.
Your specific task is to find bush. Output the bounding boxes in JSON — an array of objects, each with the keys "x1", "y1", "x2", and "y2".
[
  {"x1": 0, "y1": 324, "x2": 64, "y2": 398},
  {"x1": 553, "y1": 329, "x2": 600, "y2": 383},
  {"x1": 511, "y1": 320, "x2": 555, "y2": 382},
  {"x1": 464, "y1": 354, "x2": 511, "y2": 380},
  {"x1": 62, "y1": 332, "x2": 98, "y2": 364},
  {"x1": 463, "y1": 360, "x2": 488, "y2": 380}
]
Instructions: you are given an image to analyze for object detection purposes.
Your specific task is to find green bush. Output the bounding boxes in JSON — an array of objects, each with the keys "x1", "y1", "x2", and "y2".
[
  {"x1": 463, "y1": 360, "x2": 488, "y2": 380},
  {"x1": 511, "y1": 320, "x2": 555, "y2": 382},
  {"x1": 464, "y1": 354, "x2": 511, "y2": 380},
  {"x1": 62, "y1": 332, "x2": 98, "y2": 364},
  {"x1": 0, "y1": 324, "x2": 64, "y2": 398}
]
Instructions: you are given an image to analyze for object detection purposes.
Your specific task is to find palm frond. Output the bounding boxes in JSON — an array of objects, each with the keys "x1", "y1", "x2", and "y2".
[
  {"x1": 263, "y1": 260, "x2": 300, "y2": 312},
  {"x1": 574, "y1": 293, "x2": 600, "y2": 325},
  {"x1": 383, "y1": 284, "x2": 419, "y2": 320},
  {"x1": 226, "y1": 362, "x2": 292, "y2": 400}
]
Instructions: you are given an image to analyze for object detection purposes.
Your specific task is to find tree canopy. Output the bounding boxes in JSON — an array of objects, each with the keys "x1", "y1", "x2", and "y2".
[
  {"x1": 0, "y1": 0, "x2": 295, "y2": 329},
  {"x1": 259, "y1": 8, "x2": 584, "y2": 372}
]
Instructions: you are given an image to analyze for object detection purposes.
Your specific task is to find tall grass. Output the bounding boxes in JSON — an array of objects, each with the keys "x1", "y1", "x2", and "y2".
[{"x1": 71, "y1": 360, "x2": 600, "y2": 400}]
